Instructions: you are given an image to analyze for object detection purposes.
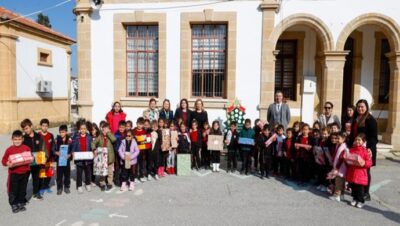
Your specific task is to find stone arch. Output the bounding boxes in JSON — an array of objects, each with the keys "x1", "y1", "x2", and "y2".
[
  {"x1": 336, "y1": 13, "x2": 400, "y2": 51},
  {"x1": 268, "y1": 13, "x2": 335, "y2": 51}
]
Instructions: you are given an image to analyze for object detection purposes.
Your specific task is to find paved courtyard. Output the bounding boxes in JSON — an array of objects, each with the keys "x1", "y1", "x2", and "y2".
[{"x1": 1, "y1": 131, "x2": 400, "y2": 226}]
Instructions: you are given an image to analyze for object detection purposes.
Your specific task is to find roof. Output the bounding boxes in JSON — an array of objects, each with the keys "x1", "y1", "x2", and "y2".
[{"x1": 0, "y1": 7, "x2": 75, "y2": 44}]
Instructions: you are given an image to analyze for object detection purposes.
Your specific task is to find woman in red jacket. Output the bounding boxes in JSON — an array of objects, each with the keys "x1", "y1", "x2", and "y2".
[
  {"x1": 346, "y1": 133, "x2": 372, "y2": 209},
  {"x1": 106, "y1": 102, "x2": 127, "y2": 133}
]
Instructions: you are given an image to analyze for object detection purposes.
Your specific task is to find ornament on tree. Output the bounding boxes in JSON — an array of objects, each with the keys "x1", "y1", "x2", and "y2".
[{"x1": 224, "y1": 98, "x2": 246, "y2": 133}]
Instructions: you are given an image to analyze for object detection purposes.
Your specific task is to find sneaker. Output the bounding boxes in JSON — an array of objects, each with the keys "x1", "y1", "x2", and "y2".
[
  {"x1": 329, "y1": 195, "x2": 341, "y2": 202},
  {"x1": 364, "y1": 193, "x2": 371, "y2": 201},
  {"x1": 85, "y1": 185, "x2": 91, "y2": 192},
  {"x1": 11, "y1": 205, "x2": 20, "y2": 213},
  {"x1": 32, "y1": 194, "x2": 43, "y2": 200},
  {"x1": 17, "y1": 204, "x2": 26, "y2": 212},
  {"x1": 154, "y1": 175, "x2": 159, "y2": 180},
  {"x1": 139, "y1": 177, "x2": 146, "y2": 183},
  {"x1": 57, "y1": 189, "x2": 62, "y2": 195},
  {"x1": 39, "y1": 189, "x2": 45, "y2": 196},
  {"x1": 106, "y1": 184, "x2": 113, "y2": 191},
  {"x1": 64, "y1": 187, "x2": 71, "y2": 194},
  {"x1": 129, "y1": 182, "x2": 135, "y2": 191},
  {"x1": 350, "y1": 200, "x2": 357, "y2": 207},
  {"x1": 316, "y1": 185, "x2": 322, "y2": 190},
  {"x1": 320, "y1": 186, "x2": 327, "y2": 192},
  {"x1": 91, "y1": 182, "x2": 97, "y2": 187},
  {"x1": 45, "y1": 188, "x2": 52, "y2": 194},
  {"x1": 100, "y1": 185, "x2": 106, "y2": 192},
  {"x1": 134, "y1": 179, "x2": 141, "y2": 184},
  {"x1": 77, "y1": 186, "x2": 84, "y2": 194},
  {"x1": 120, "y1": 182, "x2": 127, "y2": 192},
  {"x1": 356, "y1": 202, "x2": 364, "y2": 208},
  {"x1": 147, "y1": 175, "x2": 152, "y2": 181}
]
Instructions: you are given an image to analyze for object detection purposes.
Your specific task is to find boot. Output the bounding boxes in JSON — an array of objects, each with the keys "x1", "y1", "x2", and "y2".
[
  {"x1": 216, "y1": 164, "x2": 220, "y2": 172},
  {"x1": 161, "y1": 167, "x2": 165, "y2": 177},
  {"x1": 212, "y1": 163, "x2": 216, "y2": 172},
  {"x1": 171, "y1": 167, "x2": 176, "y2": 175},
  {"x1": 120, "y1": 182, "x2": 127, "y2": 191}
]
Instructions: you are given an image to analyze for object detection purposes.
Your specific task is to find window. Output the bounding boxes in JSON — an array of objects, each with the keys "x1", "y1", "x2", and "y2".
[
  {"x1": 378, "y1": 39, "x2": 390, "y2": 103},
  {"x1": 275, "y1": 40, "x2": 297, "y2": 101},
  {"x1": 126, "y1": 25, "x2": 158, "y2": 97},
  {"x1": 37, "y1": 48, "x2": 52, "y2": 66},
  {"x1": 191, "y1": 24, "x2": 227, "y2": 98}
]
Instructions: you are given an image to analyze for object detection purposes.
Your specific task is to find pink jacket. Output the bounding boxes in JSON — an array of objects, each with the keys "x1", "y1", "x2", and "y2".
[
  {"x1": 333, "y1": 143, "x2": 348, "y2": 178},
  {"x1": 346, "y1": 145, "x2": 372, "y2": 185},
  {"x1": 118, "y1": 139, "x2": 140, "y2": 165}
]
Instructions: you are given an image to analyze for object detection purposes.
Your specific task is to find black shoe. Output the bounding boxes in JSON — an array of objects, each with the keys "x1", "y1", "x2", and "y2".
[
  {"x1": 364, "y1": 193, "x2": 371, "y2": 201},
  {"x1": 57, "y1": 189, "x2": 62, "y2": 195},
  {"x1": 100, "y1": 185, "x2": 106, "y2": 191},
  {"x1": 260, "y1": 175, "x2": 264, "y2": 180},
  {"x1": 32, "y1": 194, "x2": 43, "y2": 200},
  {"x1": 17, "y1": 204, "x2": 26, "y2": 212},
  {"x1": 106, "y1": 184, "x2": 113, "y2": 191},
  {"x1": 64, "y1": 187, "x2": 71, "y2": 194},
  {"x1": 11, "y1": 205, "x2": 20, "y2": 213}
]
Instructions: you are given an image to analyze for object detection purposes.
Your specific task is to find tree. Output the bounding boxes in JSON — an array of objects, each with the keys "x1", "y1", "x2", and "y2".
[
  {"x1": 36, "y1": 13, "x2": 52, "y2": 28},
  {"x1": 224, "y1": 98, "x2": 246, "y2": 133}
]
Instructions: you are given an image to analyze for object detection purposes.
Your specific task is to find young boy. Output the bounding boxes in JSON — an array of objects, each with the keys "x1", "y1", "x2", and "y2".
[
  {"x1": 273, "y1": 125, "x2": 286, "y2": 176},
  {"x1": 2, "y1": 130, "x2": 31, "y2": 213},
  {"x1": 38, "y1": 118, "x2": 55, "y2": 195},
  {"x1": 21, "y1": 118, "x2": 47, "y2": 200},
  {"x1": 71, "y1": 121, "x2": 93, "y2": 193},
  {"x1": 113, "y1": 120, "x2": 127, "y2": 186},
  {"x1": 144, "y1": 119, "x2": 156, "y2": 180},
  {"x1": 53, "y1": 125, "x2": 72, "y2": 195},
  {"x1": 239, "y1": 119, "x2": 255, "y2": 175},
  {"x1": 92, "y1": 123, "x2": 116, "y2": 191},
  {"x1": 225, "y1": 121, "x2": 239, "y2": 173},
  {"x1": 283, "y1": 128, "x2": 296, "y2": 179},
  {"x1": 189, "y1": 120, "x2": 202, "y2": 170},
  {"x1": 133, "y1": 117, "x2": 148, "y2": 182},
  {"x1": 257, "y1": 124, "x2": 273, "y2": 179}
]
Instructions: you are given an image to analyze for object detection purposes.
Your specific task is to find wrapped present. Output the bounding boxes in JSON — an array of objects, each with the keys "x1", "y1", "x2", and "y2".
[
  {"x1": 93, "y1": 148, "x2": 108, "y2": 176},
  {"x1": 151, "y1": 131, "x2": 158, "y2": 150},
  {"x1": 39, "y1": 168, "x2": 47, "y2": 178},
  {"x1": 177, "y1": 154, "x2": 191, "y2": 176},
  {"x1": 8, "y1": 151, "x2": 34, "y2": 167},
  {"x1": 171, "y1": 131, "x2": 178, "y2": 148},
  {"x1": 265, "y1": 134, "x2": 277, "y2": 148},
  {"x1": 207, "y1": 135, "x2": 224, "y2": 151},
  {"x1": 295, "y1": 143, "x2": 312, "y2": 150},
  {"x1": 45, "y1": 165, "x2": 54, "y2": 177},
  {"x1": 344, "y1": 153, "x2": 365, "y2": 166},
  {"x1": 256, "y1": 120, "x2": 265, "y2": 130},
  {"x1": 124, "y1": 152, "x2": 131, "y2": 169},
  {"x1": 32, "y1": 151, "x2": 47, "y2": 165},
  {"x1": 161, "y1": 129, "x2": 171, "y2": 151},
  {"x1": 238, "y1": 137, "x2": 255, "y2": 146},
  {"x1": 313, "y1": 146, "x2": 325, "y2": 165},
  {"x1": 74, "y1": 151, "x2": 94, "y2": 160},
  {"x1": 58, "y1": 145, "x2": 69, "y2": 167}
]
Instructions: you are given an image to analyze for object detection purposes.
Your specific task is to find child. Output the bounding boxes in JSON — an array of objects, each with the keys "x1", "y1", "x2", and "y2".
[
  {"x1": 2, "y1": 130, "x2": 31, "y2": 213},
  {"x1": 149, "y1": 120, "x2": 160, "y2": 180},
  {"x1": 295, "y1": 123, "x2": 314, "y2": 185},
  {"x1": 167, "y1": 121, "x2": 178, "y2": 174},
  {"x1": 239, "y1": 119, "x2": 255, "y2": 175},
  {"x1": 201, "y1": 121, "x2": 211, "y2": 170},
  {"x1": 158, "y1": 118, "x2": 169, "y2": 177},
  {"x1": 113, "y1": 120, "x2": 127, "y2": 186},
  {"x1": 92, "y1": 123, "x2": 116, "y2": 191},
  {"x1": 144, "y1": 119, "x2": 155, "y2": 180},
  {"x1": 209, "y1": 121, "x2": 222, "y2": 172},
  {"x1": 53, "y1": 125, "x2": 72, "y2": 195},
  {"x1": 38, "y1": 118, "x2": 55, "y2": 195},
  {"x1": 71, "y1": 120, "x2": 93, "y2": 193},
  {"x1": 329, "y1": 132, "x2": 348, "y2": 202},
  {"x1": 189, "y1": 120, "x2": 202, "y2": 170},
  {"x1": 313, "y1": 129, "x2": 328, "y2": 192},
  {"x1": 273, "y1": 125, "x2": 286, "y2": 176},
  {"x1": 329, "y1": 122, "x2": 340, "y2": 133},
  {"x1": 292, "y1": 121, "x2": 301, "y2": 139},
  {"x1": 225, "y1": 121, "x2": 239, "y2": 173},
  {"x1": 283, "y1": 128, "x2": 296, "y2": 179},
  {"x1": 177, "y1": 123, "x2": 191, "y2": 154},
  {"x1": 346, "y1": 133, "x2": 372, "y2": 208},
  {"x1": 21, "y1": 118, "x2": 47, "y2": 200},
  {"x1": 118, "y1": 130, "x2": 140, "y2": 191},
  {"x1": 257, "y1": 124, "x2": 273, "y2": 179},
  {"x1": 133, "y1": 117, "x2": 148, "y2": 182},
  {"x1": 253, "y1": 119, "x2": 262, "y2": 172},
  {"x1": 90, "y1": 122, "x2": 100, "y2": 186},
  {"x1": 126, "y1": 120, "x2": 133, "y2": 131}
]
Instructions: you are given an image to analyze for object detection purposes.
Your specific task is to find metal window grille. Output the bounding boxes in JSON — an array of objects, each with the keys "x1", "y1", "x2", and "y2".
[
  {"x1": 275, "y1": 40, "x2": 297, "y2": 101},
  {"x1": 126, "y1": 25, "x2": 158, "y2": 97},
  {"x1": 191, "y1": 24, "x2": 227, "y2": 98}
]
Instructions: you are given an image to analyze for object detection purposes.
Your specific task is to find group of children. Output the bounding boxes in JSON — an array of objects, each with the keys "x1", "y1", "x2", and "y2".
[{"x1": 2, "y1": 116, "x2": 372, "y2": 213}]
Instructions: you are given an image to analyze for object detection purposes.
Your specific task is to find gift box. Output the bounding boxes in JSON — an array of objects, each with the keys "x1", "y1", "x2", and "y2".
[
  {"x1": 39, "y1": 168, "x2": 47, "y2": 178},
  {"x1": 161, "y1": 129, "x2": 171, "y2": 151},
  {"x1": 32, "y1": 151, "x2": 47, "y2": 165},
  {"x1": 93, "y1": 148, "x2": 108, "y2": 176},
  {"x1": 207, "y1": 135, "x2": 224, "y2": 151},
  {"x1": 171, "y1": 131, "x2": 178, "y2": 148},
  {"x1": 265, "y1": 134, "x2": 277, "y2": 148},
  {"x1": 74, "y1": 151, "x2": 94, "y2": 160},
  {"x1": 345, "y1": 153, "x2": 365, "y2": 166},
  {"x1": 238, "y1": 137, "x2": 255, "y2": 146},
  {"x1": 8, "y1": 151, "x2": 34, "y2": 167}
]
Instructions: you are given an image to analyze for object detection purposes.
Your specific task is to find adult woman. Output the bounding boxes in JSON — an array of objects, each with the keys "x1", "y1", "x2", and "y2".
[
  {"x1": 106, "y1": 101, "x2": 127, "y2": 133},
  {"x1": 191, "y1": 99, "x2": 208, "y2": 129},
  {"x1": 318, "y1": 101, "x2": 341, "y2": 130},
  {"x1": 352, "y1": 99, "x2": 378, "y2": 201},
  {"x1": 159, "y1": 99, "x2": 174, "y2": 123},
  {"x1": 143, "y1": 98, "x2": 159, "y2": 121},
  {"x1": 174, "y1": 98, "x2": 192, "y2": 128}
]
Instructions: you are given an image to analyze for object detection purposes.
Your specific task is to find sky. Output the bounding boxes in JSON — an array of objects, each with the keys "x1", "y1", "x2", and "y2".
[{"x1": 0, "y1": 0, "x2": 77, "y2": 75}]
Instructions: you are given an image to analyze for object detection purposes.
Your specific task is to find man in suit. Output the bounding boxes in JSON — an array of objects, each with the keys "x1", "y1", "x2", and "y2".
[{"x1": 267, "y1": 91, "x2": 291, "y2": 131}]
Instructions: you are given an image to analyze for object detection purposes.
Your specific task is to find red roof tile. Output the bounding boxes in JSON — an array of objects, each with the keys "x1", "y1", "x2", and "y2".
[{"x1": 0, "y1": 7, "x2": 75, "y2": 44}]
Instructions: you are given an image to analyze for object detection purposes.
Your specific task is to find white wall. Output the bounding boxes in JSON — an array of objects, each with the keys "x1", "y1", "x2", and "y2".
[{"x1": 16, "y1": 36, "x2": 69, "y2": 98}]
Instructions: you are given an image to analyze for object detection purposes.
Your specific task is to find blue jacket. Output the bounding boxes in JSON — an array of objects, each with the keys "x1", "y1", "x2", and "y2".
[{"x1": 159, "y1": 110, "x2": 174, "y2": 121}]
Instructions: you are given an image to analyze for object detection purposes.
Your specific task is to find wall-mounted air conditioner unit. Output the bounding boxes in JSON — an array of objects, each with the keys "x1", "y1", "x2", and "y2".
[{"x1": 37, "y1": 80, "x2": 52, "y2": 93}]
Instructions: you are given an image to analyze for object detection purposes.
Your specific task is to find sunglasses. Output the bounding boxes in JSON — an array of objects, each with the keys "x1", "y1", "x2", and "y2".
[{"x1": 126, "y1": 135, "x2": 132, "y2": 138}]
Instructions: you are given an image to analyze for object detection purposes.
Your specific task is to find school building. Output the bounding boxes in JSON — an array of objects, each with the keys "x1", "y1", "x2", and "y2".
[
  {"x1": 74, "y1": 0, "x2": 400, "y2": 149},
  {"x1": 0, "y1": 7, "x2": 75, "y2": 134}
]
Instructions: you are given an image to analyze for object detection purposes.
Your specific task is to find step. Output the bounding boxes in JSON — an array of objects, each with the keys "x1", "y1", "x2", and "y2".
[{"x1": 377, "y1": 142, "x2": 393, "y2": 153}]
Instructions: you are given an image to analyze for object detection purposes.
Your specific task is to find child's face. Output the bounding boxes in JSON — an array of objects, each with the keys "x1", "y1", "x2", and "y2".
[
  {"x1": 262, "y1": 129, "x2": 270, "y2": 136},
  {"x1": 152, "y1": 123, "x2": 158, "y2": 131},
  {"x1": 12, "y1": 136, "x2": 23, "y2": 147},
  {"x1": 170, "y1": 124, "x2": 176, "y2": 130},
  {"x1": 230, "y1": 124, "x2": 236, "y2": 131},
  {"x1": 277, "y1": 128, "x2": 284, "y2": 135},
  {"x1": 41, "y1": 123, "x2": 49, "y2": 133},
  {"x1": 180, "y1": 124, "x2": 186, "y2": 133},
  {"x1": 286, "y1": 131, "x2": 292, "y2": 139},
  {"x1": 192, "y1": 123, "x2": 198, "y2": 130},
  {"x1": 144, "y1": 122, "x2": 150, "y2": 129},
  {"x1": 119, "y1": 125, "x2": 126, "y2": 133},
  {"x1": 330, "y1": 135, "x2": 338, "y2": 144},
  {"x1": 313, "y1": 132, "x2": 320, "y2": 139},
  {"x1": 79, "y1": 125, "x2": 87, "y2": 135},
  {"x1": 158, "y1": 120, "x2": 165, "y2": 129},
  {"x1": 23, "y1": 125, "x2": 33, "y2": 135},
  {"x1": 294, "y1": 124, "x2": 300, "y2": 132},
  {"x1": 126, "y1": 123, "x2": 132, "y2": 130},
  {"x1": 59, "y1": 130, "x2": 67, "y2": 138},
  {"x1": 245, "y1": 122, "x2": 251, "y2": 129},
  {"x1": 137, "y1": 123, "x2": 144, "y2": 130},
  {"x1": 347, "y1": 108, "x2": 354, "y2": 117},
  {"x1": 302, "y1": 127, "x2": 309, "y2": 136},
  {"x1": 203, "y1": 124, "x2": 209, "y2": 130},
  {"x1": 331, "y1": 126, "x2": 339, "y2": 133},
  {"x1": 212, "y1": 123, "x2": 219, "y2": 130},
  {"x1": 163, "y1": 101, "x2": 170, "y2": 110},
  {"x1": 126, "y1": 132, "x2": 133, "y2": 141},
  {"x1": 322, "y1": 131, "x2": 329, "y2": 140},
  {"x1": 354, "y1": 137, "x2": 364, "y2": 146},
  {"x1": 337, "y1": 136, "x2": 345, "y2": 144},
  {"x1": 102, "y1": 126, "x2": 110, "y2": 135},
  {"x1": 113, "y1": 103, "x2": 121, "y2": 112}
]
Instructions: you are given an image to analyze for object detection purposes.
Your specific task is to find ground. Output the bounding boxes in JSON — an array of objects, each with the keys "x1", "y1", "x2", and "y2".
[{"x1": 1, "y1": 130, "x2": 400, "y2": 226}]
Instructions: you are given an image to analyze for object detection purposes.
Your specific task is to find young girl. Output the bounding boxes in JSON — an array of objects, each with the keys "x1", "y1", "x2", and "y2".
[
  {"x1": 295, "y1": 123, "x2": 314, "y2": 185},
  {"x1": 150, "y1": 120, "x2": 160, "y2": 180},
  {"x1": 90, "y1": 123, "x2": 100, "y2": 186},
  {"x1": 201, "y1": 121, "x2": 210, "y2": 169},
  {"x1": 167, "y1": 121, "x2": 177, "y2": 174},
  {"x1": 177, "y1": 123, "x2": 191, "y2": 154},
  {"x1": 158, "y1": 118, "x2": 168, "y2": 177},
  {"x1": 292, "y1": 121, "x2": 301, "y2": 139},
  {"x1": 106, "y1": 101, "x2": 127, "y2": 133},
  {"x1": 118, "y1": 130, "x2": 140, "y2": 191},
  {"x1": 257, "y1": 124, "x2": 273, "y2": 179},
  {"x1": 283, "y1": 128, "x2": 296, "y2": 179},
  {"x1": 313, "y1": 129, "x2": 329, "y2": 192},
  {"x1": 189, "y1": 120, "x2": 202, "y2": 170},
  {"x1": 209, "y1": 121, "x2": 222, "y2": 172},
  {"x1": 328, "y1": 132, "x2": 348, "y2": 202},
  {"x1": 346, "y1": 133, "x2": 372, "y2": 208},
  {"x1": 253, "y1": 119, "x2": 262, "y2": 173}
]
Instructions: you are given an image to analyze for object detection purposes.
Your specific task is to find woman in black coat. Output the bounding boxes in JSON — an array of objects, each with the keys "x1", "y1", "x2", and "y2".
[
  {"x1": 191, "y1": 99, "x2": 208, "y2": 129},
  {"x1": 174, "y1": 98, "x2": 192, "y2": 128},
  {"x1": 352, "y1": 99, "x2": 378, "y2": 201}
]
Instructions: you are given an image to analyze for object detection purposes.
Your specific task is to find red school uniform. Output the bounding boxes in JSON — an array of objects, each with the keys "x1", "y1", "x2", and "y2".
[
  {"x1": 296, "y1": 136, "x2": 313, "y2": 161},
  {"x1": 2, "y1": 145, "x2": 31, "y2": 174},
  {"x1": 39, "y1": 132, "x2": 54, "y2": 160}
]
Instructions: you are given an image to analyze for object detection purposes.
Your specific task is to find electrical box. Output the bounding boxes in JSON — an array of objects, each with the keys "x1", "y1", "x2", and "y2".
[{"x1": 303, "y1": 76, "x2": 316, "y2": 94}]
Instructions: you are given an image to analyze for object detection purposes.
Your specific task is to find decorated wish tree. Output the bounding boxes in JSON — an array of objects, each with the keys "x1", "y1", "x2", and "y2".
[{"x1": 224, "y1": 98, "x2": 246, "y2": 133}]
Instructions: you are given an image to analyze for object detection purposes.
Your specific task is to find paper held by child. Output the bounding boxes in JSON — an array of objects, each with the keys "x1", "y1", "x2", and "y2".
[
  {"x1": 74, "y1": 151, "x2": 94, "y2": 160},
  {"x1": 313, "y1": 146, "x2": 325, "y2": 165},
  {"x1": 93, "y1": 147, "x2": 108, "y2": 176},
  {"x1": 8, "y1": 151, "x2": 34, "y2": 167},
  {"x1": 161, "y1": 129, "x2": 171, "y2": 151},
  {"x1": 124, "y1": 152, "x2": 131, "y2": 169},
  {"x1": 207, "y1": 135, "x2": 224, "y2": 151},
  {"x1": 32, "y1": 151, "x2": 47, "y2": 165},
  {"x1": 344, "y1": 153, "x2": 365, "y2": 166},
  {"x1": 295, "y1": 143, "x2": 312, "y2": 150},
  {"x1": 171, "y1": 131, "x2": 178, "y2": 148},
  {"x1": 58, "y1": 145, "x2": 69, "y2": 167},
  {"x1": 265, "y1": 134, "x2": 277, "y2": 148},
  {"x1": 238, "y1": 137, "x2": 255, "y2": 146}
]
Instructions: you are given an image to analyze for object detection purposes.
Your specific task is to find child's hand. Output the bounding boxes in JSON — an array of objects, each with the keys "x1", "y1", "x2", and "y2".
[
  {"x1": 6, "y1": 160, "x2": 12, "y2": 167},
  {"x1": 67, "y1": 154, "x2": 71, "y2": 159},
  {"x1": 55, "y1": 151, "x2": 60, "y2": 156}
]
